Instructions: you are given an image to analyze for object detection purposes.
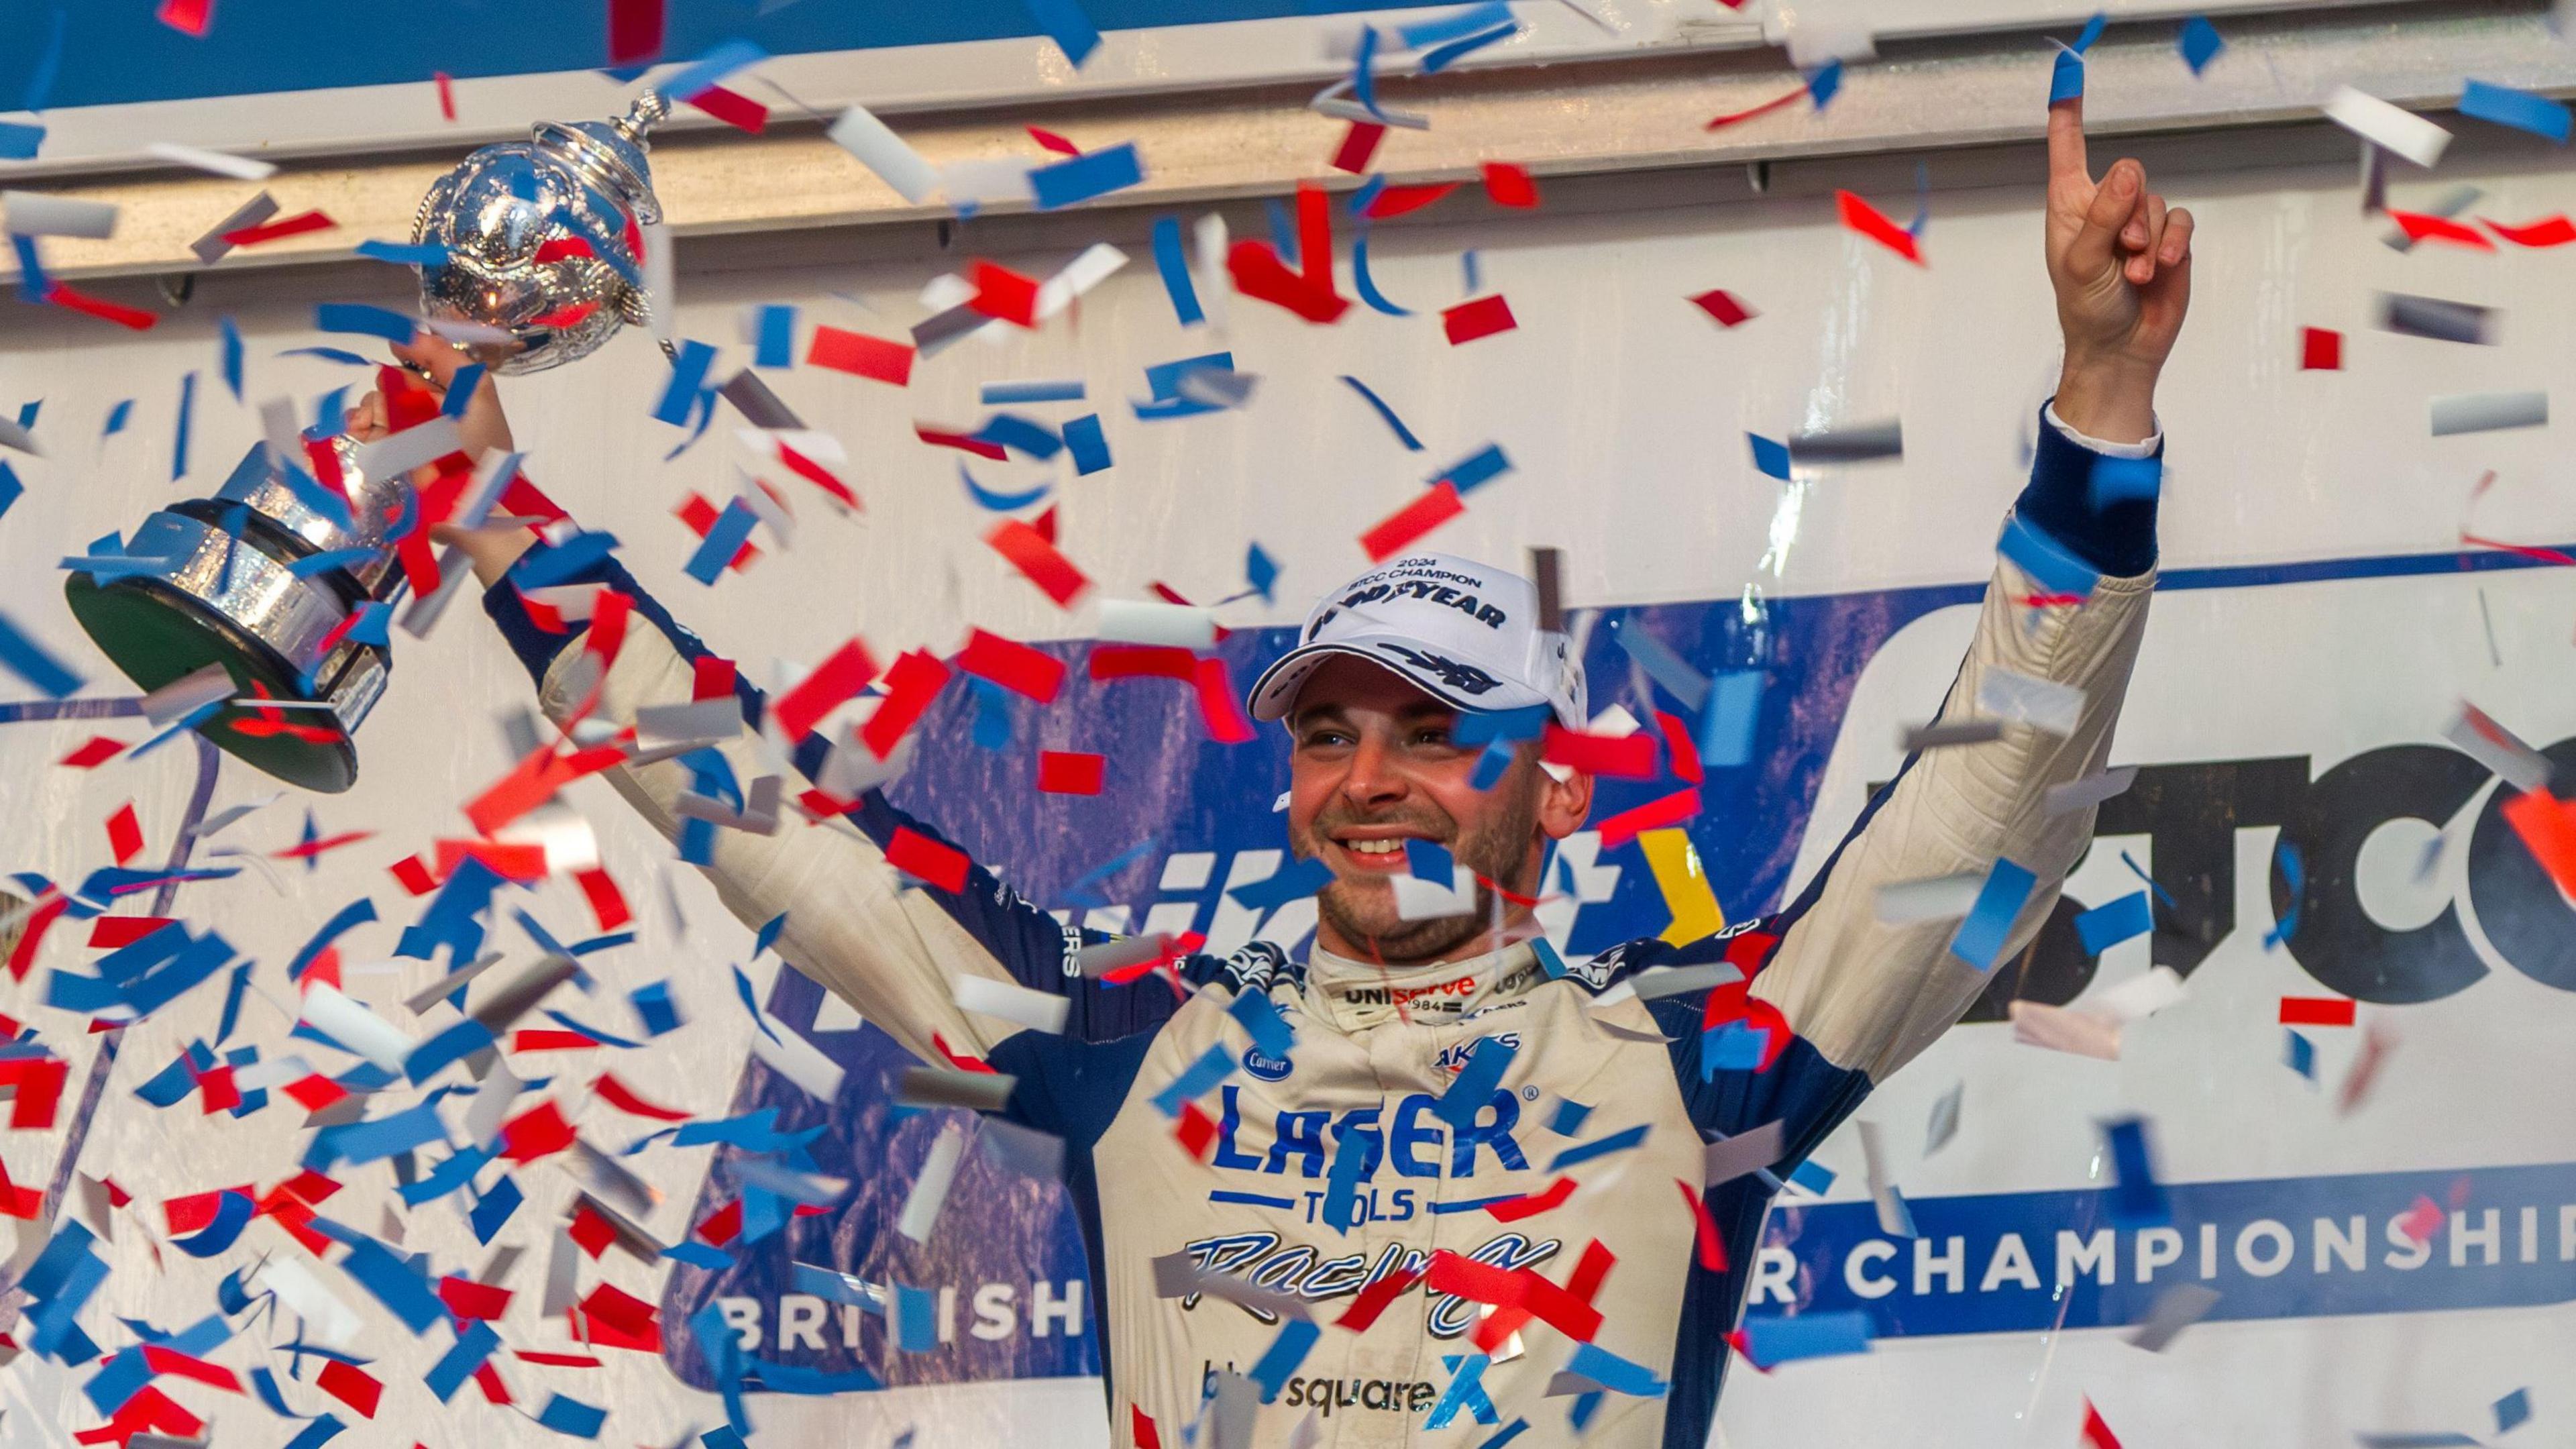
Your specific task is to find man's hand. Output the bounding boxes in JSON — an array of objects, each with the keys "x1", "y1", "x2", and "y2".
[
  {"x1": 347, "y1": 333, "x2": 537, "y2": 586},
  {"x1": 2045, "y1": 95, "x2": 2194, "y2": 444}
]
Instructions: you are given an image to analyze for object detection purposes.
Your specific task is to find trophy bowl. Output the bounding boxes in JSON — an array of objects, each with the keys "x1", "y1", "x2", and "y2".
[{"x1": 62, "y1": 95, "x2": 670, "y2": 790}]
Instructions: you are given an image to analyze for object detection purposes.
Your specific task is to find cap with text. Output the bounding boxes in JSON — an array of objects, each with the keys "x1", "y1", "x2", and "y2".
[{"x1": 1246, "y1": 553, "x2": 1587, "y2": 729}]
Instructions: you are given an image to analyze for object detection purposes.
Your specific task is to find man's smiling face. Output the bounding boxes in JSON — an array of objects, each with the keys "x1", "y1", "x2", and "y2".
[{"x1": 1283, "y1": 654, "x2": 1592, "y2": 966}]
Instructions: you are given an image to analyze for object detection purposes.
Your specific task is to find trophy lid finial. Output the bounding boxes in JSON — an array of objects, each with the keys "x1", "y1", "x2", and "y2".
[{"x1": 616, "y1": 91, "x2": 670, "y2": 147}]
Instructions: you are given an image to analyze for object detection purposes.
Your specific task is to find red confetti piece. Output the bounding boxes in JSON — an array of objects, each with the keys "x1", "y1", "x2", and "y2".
[
  {"x1": 1675, "y1": 1179, "x2": 1728, "y2": 1270},
  {"x1": 317, "y1": 1360, "x2": 382, "y2": 1419},
  {"x1": 1541, "y1": 724, "x2": 1658, "y2": 778},
  {"x1": 1424, "y1": 1248, "x2": 1602, "y2": 1343},
  {"x1": 1707, "y1": 85, "x2": 1807, "y2": 129},
  {"x1": 2462, "y1": 533, "x2": 2576, "y2": 568},
  {"x1": 531, "y1": 237, "x2": 594, "y2": 264},
  {"x1": 771, "y1": 637, "x2": 881, "y2": 743},
  {"x1": 957, "y1": 629, "x2": 1068, "y2": 703},
  {"x1": 1481, "y1": 161, "x2": 1538, "y2": 208},
  {"x1": 1690, "y1": 288, "x2": 1757, "y2": 327},
  {"x1": 861, "y1": 649, "x2": 954, "y2": 759},
  {"x1": 387, "y1": 853, "x2": 440, "y2": 896},
  {"x1": 1836, "y1": 190, "x2": 1924, "y2": 265},
  {"x1": 220, "y1": 209, "x2": 335, "y2": 247},
  {"x1": 1597, "y1": 786, "x2": 1703, "y2": 849},
  {"x1": 932, "y1": 1032, "x2": 997, "y2": 1072},
  {"x1": 692, "y1": 655, "x2": 737, "y2": 700},
  {"x1": 1359, "y1": 480, "x2": 1465, "y2": 563},
  {"x1": 608, "y1": 0, "x2": 664, "y2": 65},
  {"x1": 579, "y1": 1282, "x2": 658, "y2": 1337},
  {"x1": 498, "y1": 1100, "x2": 577, "y2": 1163},
  {"x1": 7, "y1": 894, "x2": 64, "y2": 981},
  {"x1": 687, "y1": 84, "x2": 768, "y2": 133},
  {"x1": 434, "y1": 70, "x2": 456, "y2": 121},
  {"x1": 140, "y1": 1346, "x2": 240, "y2": 1394},
  {"x1": 276, "y1": 829, "x2": 372, "y2": 861},
  {"x1": 806, "y1": 325, "x2": 914, "y2": 384},
  {"x1": 60, "y1": 737, "x2": 125, "y2": 769},
  {"x1": 2389, "y1": 209, "x2": 2492, "y2": 250},
  {"x1": 12, "y1": 1055, "x2": 70, "y2": 1128},
  {"x1": 967, "y1": 260, "x2": 1043, "y2": 327},
  {"x1": 509, "y1": 1030, "x2": 600, "y2": 1052},
  {"x1": 529, "y1": 299, "x2": 600, "y2": 330},
  {"x1": 435, "y1": 839, "x2": 547, "y2": 883},
  {"x1": 46, "y1": 283, "x2": 157, "y2": 331},
  {"x1": 1131, "y1": 1406, "x2": 1163, "y2": 1449},
  {"x1": 1173, "y1": 1100, "x2": 1219, "y2": 1160},
  {"x1": 280, "y1": 1074, "x2": 348, "y2": 1112},
  {"x1": 1483, "y1": 1175, "x2": 1575, "y2": 1222},
  {"x1": 106, "y1": 802, "x2": 143, "y2": 866},
  {"x1": 1365, "y1": 182, "x2": 1460, "y2": 220},
  {"x1": 2300, "y1": 327, "x2": 2342, "y2": 370},
  {"x1": 2080, "y1": 1399, "x2": 2123, "y2": 1449},
  {"x1": 916, "y1": 425, "x2": 1009, "y2": 461},
  {"x1": 886, "y1": 826, "x2": 971, "y2": 893},
  {"x1": 88, "y1": 917, "x2": 173, "y2": 949},
  {"x1": 696, "y1": 1199, "x2": 743, "y2": 1246},
  {"x1": 1330, "y1": 121, "x2": 1386, "y2": 174},
  {"x1": 1441, "y1": 294, "x2": 1517, "y2": 345},
  {"x1": 596, "y1": 1072, "x2": 693, "y2": 1121},
  {"x1": 2396, "y1": 1193, "x2": 2444, "y2": 1243},
  {"x1": 2279, "y1": 996, "x2": 2357, "y2": 1026},
  {"x1": 472, "y1": 1360, "x2": 513, "y2": 1405},
  {"x1": 574, "y1": 866, "x2": 631, "y2": 931},
  {"x1": 164, "y1": 1186, "x2": 251, "y2": 1235},
  {"x1": 1028, "y1": 125, "x2": 1082, "y2": 156},
  {"x1": 1336, "y1": 1266, "x2": 1423, "y2": 1331},
  {"x1": 439, "y1": 1275, "x2": 513, "y2": 1321},
  {"x1": 985, "y1": 519, "x2": 1092, "y2": 607},
  {"x1": 2484, "y1": 214, "x2": 2576, "y2": 247},
  {"x1": 1654, "y1": 709, "x2": 1704, "y2": 786},
  {"x1": 568, "y1": 1204, "x2": 616, "y2": 1259},
  {"x1": 1089, "y1": 645, "x2": 1198, "y2": 682},
  {"x1": 2502, "y1": 789, "x2": 2576, "y2": 896},
  {"x1": 194, "y1": 1064, "x2": 241, "y2": 1114},
  {"x1": 1193, "y1": 657, "x2": 1257, "y2": 745},
  {"x1": 1038, "y1": 751, "x2": 1106, "y2": 795},
  {"x1": 156, "y1": 0, "x2": 212, "y2": 36},
  {"x1": 777, "y1": 441, "x2": 860, "y2": 509},
  {"x1": 1226, "y1": 239, "x2": 1348, "y2": 323}
]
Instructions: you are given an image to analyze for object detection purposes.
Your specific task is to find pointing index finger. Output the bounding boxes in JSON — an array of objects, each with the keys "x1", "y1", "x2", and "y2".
[{"x1": 2047, "y1": 91, "x2": 2089, "y2": 185}]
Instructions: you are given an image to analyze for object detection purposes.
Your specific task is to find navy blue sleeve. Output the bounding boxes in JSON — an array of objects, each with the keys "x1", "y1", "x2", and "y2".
[
  {"x1": 2010, "y1": 402, "x2": 2161, "y2": 578},
  {"x1": 478, "y1": 547, "x2": 1187, "y2": 1044}
]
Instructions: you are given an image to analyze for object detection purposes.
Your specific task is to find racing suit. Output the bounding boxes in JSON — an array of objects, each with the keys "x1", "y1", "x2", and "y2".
[{"x1": 479, "y1": 409, "x2": 2157, "y2": 1448}]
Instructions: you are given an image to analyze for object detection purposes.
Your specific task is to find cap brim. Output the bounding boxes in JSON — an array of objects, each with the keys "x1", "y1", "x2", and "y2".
[{"x1": 1246, "y1": 635, "x2": 1557, "y2": 725}]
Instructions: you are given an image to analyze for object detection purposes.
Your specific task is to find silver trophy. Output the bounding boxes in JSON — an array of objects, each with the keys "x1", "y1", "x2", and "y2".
[{"x1": 63, "y1": 97, "x2": 669, "y2": 792}]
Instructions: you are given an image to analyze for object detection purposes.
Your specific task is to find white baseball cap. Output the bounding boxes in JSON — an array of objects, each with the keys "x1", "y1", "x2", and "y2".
[{"x1": 1247, "y1": 553, "x2": 1587, "y2": 729}]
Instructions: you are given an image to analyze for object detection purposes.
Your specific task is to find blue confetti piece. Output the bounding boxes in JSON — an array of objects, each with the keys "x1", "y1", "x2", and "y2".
[
  {"x1": 331, "y1": 1230, "x2": 449, "y2": 1333},
  {"x1": 1248, "y1": 1318, "x2": 1321, "y2": 1402},
  {"x1": 1739, "y1": 1311, "x2": 1872, "y2": 1365},
  {"x1": 2071, "y1": 10, "x2": 2108, "y2": 51},
  {"x1": 19, "y1": 7, "x2": 64, "y2": 113},
  {"x1": 511, "y1": 529, "x2": 621, "y2": 589},
  {"x1": 1435, "y1": 1036, "x2": 1515, "y2": 1130},
  {"x1": 632, "y1": 979, "x2": 683, "y2": 1036},
  {"x1": 536, "y1": 1392, "x2": 608, "y2": 1438},
  {"x1": 278, "y1": 345, "x2": 375, "y2": 366},
  {"x1": 1405, "y1": 838, "x2": 1457, "y2": 886},
  {"x1": 0, "y1": 609, "x2": 82, "y2": 698},
  {"x1": 1548, "y1": 1096, "x2": 1591, "y2": 1135},
  {"x1": 1144, "y1": 351, "x2": 1233, "y2": 401},
  {"x1": 219, "y1": 315, "x2": 244, "y2": 400},
  {"x1": 133, "y1": 1048, "x2": 200, "y2": 1108},
  {"x1": 1226, "y1": 990, "x2": 1296, "y2": 1059},
  {"x1": 656, "y1": 339, "x2": 718, "y2": 427},
  {"x1": 102, "y1": 398, "x2": 132, "y2": 437},
  {"x1": 1265, "y1": 197, "x2": 1300, "y2": 270},
  {"x1": 974, "y1": 413, "x2": 1065, "y2": 460},
  {"x1": 283, "y1": 1414, "x2": 347, "y2": 1449},
  {"x1": 1434, "y1": 442, "x2": 1510, "y2": 495},
  {"x1": 2049, "y1": 48, "x2": 2086, "y2": 104},
  {"x1": 2178, "y1": 16, "x2": 2224, "y2": 75},
  {"x1": 1352, "y1": 234, "x2": 1412, "y2": 316},
  {"x1": 1346, "y1": 175, "x2": 1387, "y2": 217},
  {"x1": 1529, "y1": 938, "x2": 1568, "y2": 981},
  {"x1": 343, "y1": 600, "x2": 392, "y2": 647},
  {"x1": 1246, "y1": 541, "x2": 1279, "y2": 603},
  {"x1": 679, "y1": 815, "x2": 717, "y2": 866},
  {"x1": 1148, "y1": 215, "x2": 1203, "y2": 326},
  {"x1": 0, "y1": 121, "x2": 42, "y2": 160},
  {"x1": 984, "y1": 378, "x2": 1085, "y2": 405},
  {"x1": 752, "y1": 911, "x2": 788, "y2": 959},
  {"x1": 1544, "y1": 1123, "x2": 1649, "y2": 1173},
  {"x1": 353, "y1": 239, "x2": 451, "y2": 267},
  {"x1": 1226, "y1": 857, "x2": 1334, "y2": 911},
  {"x1": 2104, "y1": 1115, "x2": 2169, "y2": 1224},
  {"x1": 314, "y1": 303, "x2": 415, "y2": 343},
  {"x1": 1470, "y1": 737, "x2": 1516, "y2": 789},
  {"x1": 1786, "y1": 1157, "x2": 1835, "y2": 1195},
  {"x1": 172, "y1": 1191, "x2": 256, "y2": 1258},
  {"x1": 443, "y1": 364, "x2": 485, "y2": 420},
  {"x1": 2460, "y1": 79, "x2": 2571, "y2": 144},
  {"x1": 2495, "y1": 1387, "x2": 2532, "y2": 1436},
  {"x1": 684, "y1": 498, "x2": 759, "y2": 585},
  {"x1": 1996, "y1": 512, "x2": 2100, "y2": 597},
  {"x1": 1021, "y1": 0, "x2": 1101, "y2": 66},
  {"x1": 426, "y1": 1320, "x2": 500, "y2": 1401},
  {"x1": 658, "y1": 38, "x2": 769, "y2": 103},
  {"x1": 1420, "y1": 20, "x2": 1517, "y2": 74},
  {"x1": 1462, "y1": 248, "x2": 1481, "y2": 294},
  {"x1": 969, "y1": 676, "x2": 1014, "y2": 749},
  {"x1": 2088, "y1": 454, "x2": 2161, "y2": 508},
  {"x1": 0, "y1": 460, "x2": 19, "y2": 521},
  {"x1": 404, "y1": 1019, "x2": 498, "y2": 1085},
  {"x1": 1561, "y1": 1340, "x2": 1668, "y2": 1397},
  {"x1": 2267, "y1": 841, "x2": 2304, "y2": 949},
  {"x1": 1699, "y1": 1020, "x2": 1766, "y2": 1079},
  {"x1": 1426, "y1": 1353, "x2": 1499, "y2": 1428},
  {"x1": 1747, "y1": 432, "x2": 1792, "y2": 480},
  {"x1": 1454, "y1": 703, "x2": 1550, "y2": 747},
  {"x1": 1947, "y1": 857, "x2": 2038, "y2": 971},
  {"x1": 1149, "y1": 1042, "x2": 1237, "y2": 1117},
  {"x1": 1322, "y1": 1128, "x2": 1368, "y2": 1233},
  {"x1": 2074, "y1": 890, "x2": 2153, "y2": 955},
  {"x1": 749, "y1": 303, "x2": 796, "y2": 368},
  {"x1": 1399, "y1": 2, "x2": 1513, "y2": 48},
  {"x1": 959, "y1": 461, "x2": 1051, "y2": 513},
  {"x1": 1339, "y1": 375, "x2": 1425, "y2": 451},
  {"x1": 1807, "y1": 60, "x2": 1842, "y2": 108},
  {"x1": 1697, "y1": 669, "x2": 1765, "y2": 769},
  {"x1": 309, "y1": 1099, "x2": 448, "y2": 1169},
  {"x1": 2284, "y1": 1027, "x2": 2316, "y2": 1081},
  {"x1": 1063, "y1": 413, "x2": 1112, "y2": 475},
  {"x1": 1030, "y1": 142, "x2": 1144, "y2": 211},
  {"x1": 171, "y1": 370, "x2": 195, "y2": 481},
  {"x1": 892, "y1": 1284, "x2": 940, "y2": 1351}
]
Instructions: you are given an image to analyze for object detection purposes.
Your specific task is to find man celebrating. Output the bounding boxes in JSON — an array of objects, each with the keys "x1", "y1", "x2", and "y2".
[{"x1": 394, "y1": 95, "x2": 2188, "y2": 1448}]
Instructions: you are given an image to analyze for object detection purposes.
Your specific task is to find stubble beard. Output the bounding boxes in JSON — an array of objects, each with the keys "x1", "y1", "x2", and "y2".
[{"x1": 1293, "y1": 779, "x2": 1542, "y2": 967}]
